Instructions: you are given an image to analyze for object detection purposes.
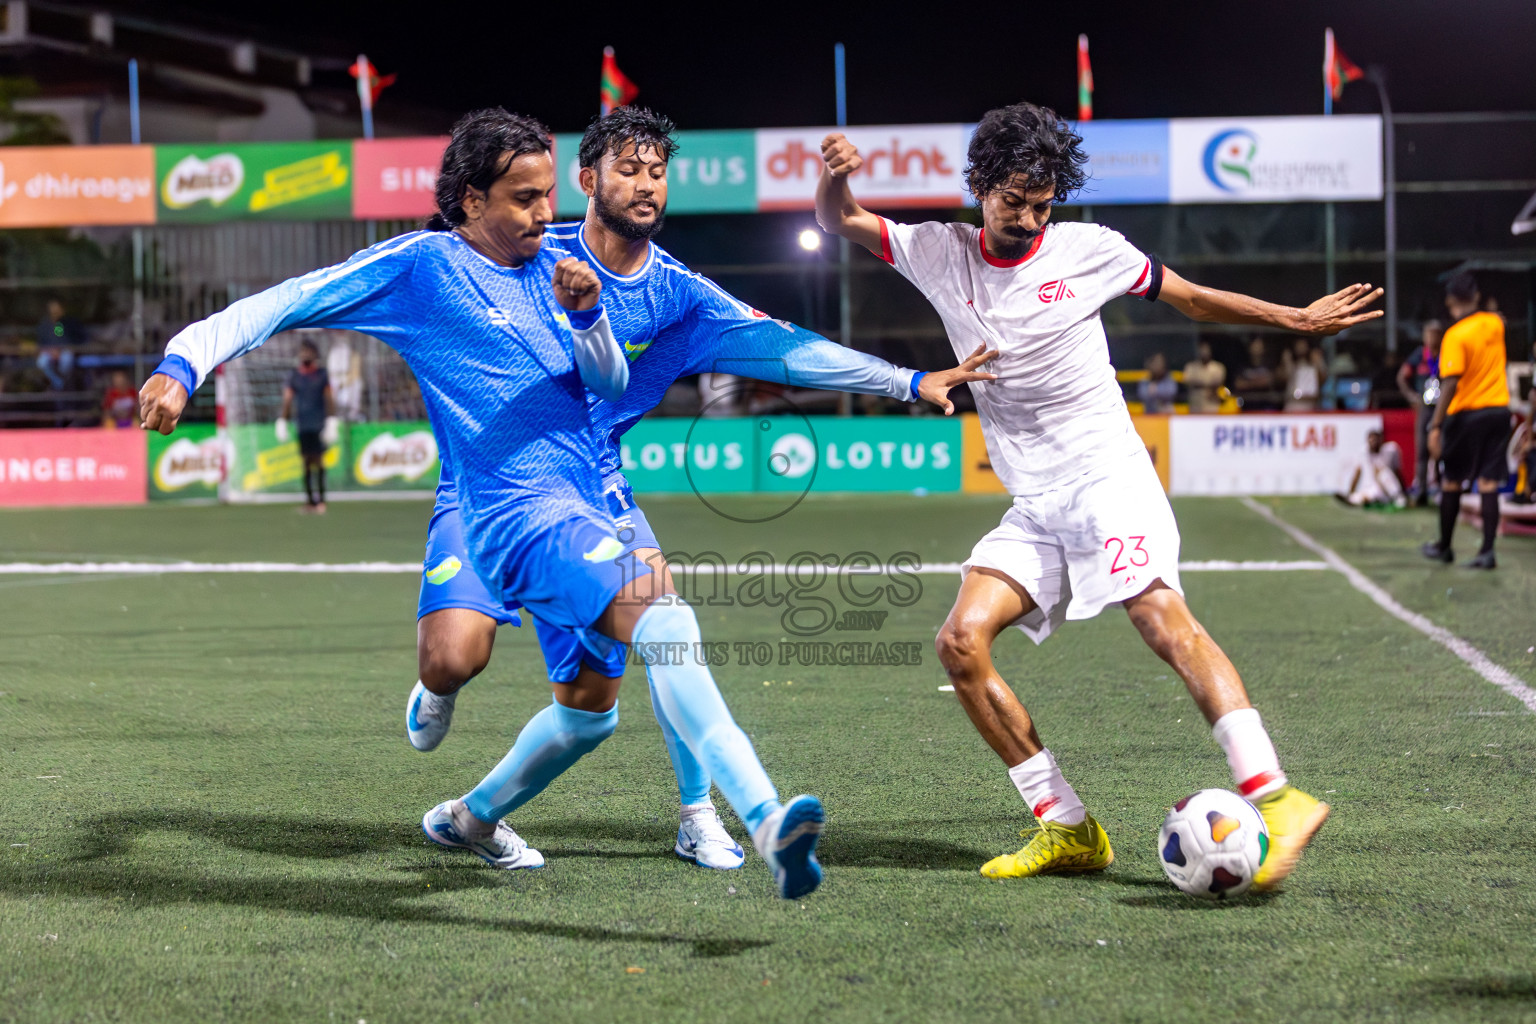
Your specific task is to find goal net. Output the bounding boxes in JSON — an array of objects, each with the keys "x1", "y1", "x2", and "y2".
[{"x1": 216, "y1": 328, "x2": 440, "y2": 502}]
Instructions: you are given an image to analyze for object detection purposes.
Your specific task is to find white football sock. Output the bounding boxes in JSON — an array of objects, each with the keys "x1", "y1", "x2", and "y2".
[
  {"x1": 680, "y1": 800, "x2": 715, "y2": 821},
  {"x1": 1007, "y1": 748, "x2": 1087, "y2": 826},
  {"x1": 1212, "y1": 707, "x2": 1287, "y2": 799}
]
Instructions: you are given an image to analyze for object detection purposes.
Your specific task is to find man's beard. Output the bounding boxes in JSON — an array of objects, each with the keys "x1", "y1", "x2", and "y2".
[
  {"x1": 988, "y1": 227, "x2": 1040, "y2": 259},
  {"x1": 593, "y1": 182, "x2": 666, "y2": 241}
]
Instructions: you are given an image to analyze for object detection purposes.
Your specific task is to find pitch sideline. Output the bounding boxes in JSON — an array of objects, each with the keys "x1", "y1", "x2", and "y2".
[{"x1": 1241, "y1": 497, "x2": 1536, "y2": 714}]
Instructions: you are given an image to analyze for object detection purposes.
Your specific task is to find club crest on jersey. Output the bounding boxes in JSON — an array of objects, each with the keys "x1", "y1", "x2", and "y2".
[{"x1": 1037, "y1": 280, "x2": 1076, "y2": 303}]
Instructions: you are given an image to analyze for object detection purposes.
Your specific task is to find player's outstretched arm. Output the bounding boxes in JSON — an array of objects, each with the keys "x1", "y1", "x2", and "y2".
[
  {"x1": 553, "y1": 256, "x2": 627, "y2": 402},
  {"x1": 814, "y1": 134, "x2": 883, "y2": 254},
  {"x1": 1158, "y1": 267, "x2": 1384, "y2": 336},
  {"x1": 916, "y1": 345, "x2": 1000, "y2": 415},
  {"x1": 140, "y1": 238, "x2": 420, "y2": 435}
]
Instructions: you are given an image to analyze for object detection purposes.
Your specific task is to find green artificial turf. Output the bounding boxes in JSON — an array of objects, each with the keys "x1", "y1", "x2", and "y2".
[{"x1": 1, "y1": 495, "x2": 1533, "y2": 1023}]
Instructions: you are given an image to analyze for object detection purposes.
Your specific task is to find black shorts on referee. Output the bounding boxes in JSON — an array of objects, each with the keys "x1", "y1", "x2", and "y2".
[
  {"x1": 1441, "y1": 405, "x2": 1510, "y2": 484},
  {"x1": 297, "y1": 429, "x2": 326, "y2": 457}
]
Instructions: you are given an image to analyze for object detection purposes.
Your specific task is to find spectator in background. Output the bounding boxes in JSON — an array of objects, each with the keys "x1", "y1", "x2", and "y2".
[
  {"x1": 100, "y1": 370, "x2": 139, "y2": 429},
  {"x1": 1281, "y1": 337, "x2": 1327, "y2": 412},
  {"x1": 36, "y1": 299, "x2": 85, "y2": 391},
  {"x1": 1138, "y1": 352, "x2": 1178, "y2": 414},
  {"x1": 1183, "y1": 340, "x2": 1226, "y2": 413},
  {"x1": 1423, "y1": 271, "x2": 1509, "y2": 570},
  {"x1": 1336, "y1": 429, "x2": 1405, "y2": 508},
  {"x1": 1234, "y1": 338, "x2": 1278, "y2": 411},
  {"x1": 1398, "y1": 319, "x2": 1443, "y2": 504},
  {"x1": 277, "y1": 340, "x2": 338, "y2": 514}
]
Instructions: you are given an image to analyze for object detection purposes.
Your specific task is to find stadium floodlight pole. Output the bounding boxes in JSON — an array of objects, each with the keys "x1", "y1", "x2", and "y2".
[
  {"x1": 835, "y1": 41, "x2": 853, "y2": 416},
  {"x1": 129, "y1": 58, "x2": 144, "y2": 351},
  {"x1": 1367, "y1": 65, "x2": 1397, "y2": 354}
]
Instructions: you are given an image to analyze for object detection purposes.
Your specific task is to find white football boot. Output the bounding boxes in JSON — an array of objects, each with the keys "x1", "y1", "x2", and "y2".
[
  {"x1": 420, "y1": 799, "x2": 544, "y2": 870},
  {"x1": 406, "y1": 680, "x2": 456, "y2": 752},
  {"x1": 674, "y1": 803, "x2": 745, "y2": 870}
]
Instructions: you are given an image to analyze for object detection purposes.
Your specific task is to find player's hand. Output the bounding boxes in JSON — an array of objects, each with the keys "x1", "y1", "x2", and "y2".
[
  {"x1": 274, "y1": 418, "x2": 290, "y2": 444},
  {"x1": 1427, "y1": 425, "x2": 1442, "y2": 460},
  {"x1": 553, "y1": 257, "x2": 602, "y2": 312},
  {"x1": 820, "y1": 133, "x2": 863, "y2": 178},
  {"x1": 321, "y1": 416, "x2": 340, "y2": 447},
  {"x1": 138, "y1": 374, "x2": 188, "y2": 435},
  {"x1": 918, "y1": 344, "x2": 999, "y2": 416},
  {"x1": 1293, "y1": 283, "x2": 1384, "y2": 335}
]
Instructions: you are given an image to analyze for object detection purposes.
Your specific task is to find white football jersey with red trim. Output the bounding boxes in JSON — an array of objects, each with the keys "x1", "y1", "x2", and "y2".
[{"x1": 878, "y1": 218, "x2": 1155, "y2": 494}]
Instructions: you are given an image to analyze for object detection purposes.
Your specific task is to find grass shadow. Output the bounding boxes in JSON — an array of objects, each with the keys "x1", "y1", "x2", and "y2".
[
  {"x1": 1116, "y1": 888, "x2": 1282, "y2": 910},
  {"x1": 1417, "y1": 975, "x2": 1536, "y2": 1002},
  {"x1": 21, "y1": 808, "x2": 768, "y2": 958},
  {"x1": 815, "y1": 824, "x2": 995, "y2": 871}
]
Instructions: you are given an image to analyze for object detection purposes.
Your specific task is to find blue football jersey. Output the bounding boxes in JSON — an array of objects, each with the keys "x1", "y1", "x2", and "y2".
[
  {"x1": 163, "y1": 230, "x2": 610, "y2": 593},
  {"x1": 434, "y1": 221, "x2": 919, "y2": 507}
]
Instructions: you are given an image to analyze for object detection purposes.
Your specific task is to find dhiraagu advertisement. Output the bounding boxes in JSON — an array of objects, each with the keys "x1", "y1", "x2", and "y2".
[
  {"x1": 147, "y1": 424, "x2": 226, "y2": 500},
  {"x1": 225, "y1": 423, "x2": 343, "y2": 496},
  {"x1": 156, "y1": 141, "x2": 353, "y2": 222},
  {"x1": 350, "y1": 422, "x2": 440, "y2": 489}
]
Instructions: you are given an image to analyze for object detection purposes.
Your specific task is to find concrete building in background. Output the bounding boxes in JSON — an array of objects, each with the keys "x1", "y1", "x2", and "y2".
[{"x1": 0, "y1": 1, "x2": 449, "y2": 144}]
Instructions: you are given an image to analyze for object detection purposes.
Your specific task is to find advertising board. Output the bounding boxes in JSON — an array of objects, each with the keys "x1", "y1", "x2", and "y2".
[
  {"x1": 0, "y1": 145, "x2": 154, "y2": 227},
  {"x1": 1168, "y1": 115, "x2": 1383, "y2": 204},
  {"x1": 157, "y1": 141, "x2": 353, "y2": 222},
  {"x1": 349, "y1": 422, "x2": 440, "y2": 489},
  {"x1": 0, "y1": 429, "x2": 147, "y2": 506},
  {"x1": 1168, "y1": 413, "x2": 1382, "y2": 494},
  {"x1": 147, "y1": 425, "x2": 225, "y2": 500},
  {"x1": 352, "y1": 137, "x2": 447, "y2": 219},
  {"x1": 755, "y1": 124, "x2": 969, "y2": 210}
]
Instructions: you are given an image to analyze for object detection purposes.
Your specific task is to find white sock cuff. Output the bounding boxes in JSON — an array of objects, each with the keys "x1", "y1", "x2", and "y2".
[
  {"x1": 680, "y1": 800, "x2": 715, "y2": 816},
  {"x1": 1007, "y1": 748, "x2": 1058, "y2": 782},
  {"x1": 1212, "y1": 706, "x2": 1262, "y2": 742}
]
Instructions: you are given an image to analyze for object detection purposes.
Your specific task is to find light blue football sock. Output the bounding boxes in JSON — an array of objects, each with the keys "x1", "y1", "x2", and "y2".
[
  {"x1": 632, "y1": 599, "x2": 780, "y2": 833},
  {"x1": 648, "y1": 676, "x2": 712, "y2": 806},
  {"x1": 463, "y1": 698, "x2": 618, "y2": 823}
]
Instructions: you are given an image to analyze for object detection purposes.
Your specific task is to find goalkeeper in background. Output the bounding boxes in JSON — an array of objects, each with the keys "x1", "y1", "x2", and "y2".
[{"x1": 277, "y1": 338, "x2": 339, "y2": 513}]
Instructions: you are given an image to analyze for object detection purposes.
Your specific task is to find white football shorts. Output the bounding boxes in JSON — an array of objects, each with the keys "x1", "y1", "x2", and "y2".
[{"x1": 962, "y1": 450, "x2": 1183, "y2": 644}]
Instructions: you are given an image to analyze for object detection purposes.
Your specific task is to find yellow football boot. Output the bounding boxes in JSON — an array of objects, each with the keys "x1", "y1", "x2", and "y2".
[
  {"x1": 1252, "y1": 785, "x2": 1330, "y2": 891},
  {"x1": 980, "y1": 814, "x2": 1114, "y2": 879}
]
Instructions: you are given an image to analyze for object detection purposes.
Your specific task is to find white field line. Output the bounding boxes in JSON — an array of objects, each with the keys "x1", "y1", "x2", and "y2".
[
  {"x1": 1241, "y1": 497, "x2": 1536, "y2": 714},
  {"x1": 0, "y1": 559, "x2": 1327, "y2": 576}
]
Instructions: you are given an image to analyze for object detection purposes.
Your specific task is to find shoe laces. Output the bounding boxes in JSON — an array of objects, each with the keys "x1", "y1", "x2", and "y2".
[
  {"x1": 489, "y1": 822, "x2": 526, "y2": 854},
  {"x1": 686, "y1": 809, "x2": 736, "y2": 849}
]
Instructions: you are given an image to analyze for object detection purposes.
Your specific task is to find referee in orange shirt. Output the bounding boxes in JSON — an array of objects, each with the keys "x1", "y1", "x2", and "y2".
[{"x1": 1423, "y1": 271, "x2": 1510, "y2": 569}]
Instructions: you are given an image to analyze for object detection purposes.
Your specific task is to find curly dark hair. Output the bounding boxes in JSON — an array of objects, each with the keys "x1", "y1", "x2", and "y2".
[
  {"x1": 426, "y1": 108, "x2": 550, "y2": 230},
  {"x1": 578, "y1": 106, "x2": 679, "y2": 169},
  {"x1": 963, "y1": 102, "x2": 1088, "y2": 204}
]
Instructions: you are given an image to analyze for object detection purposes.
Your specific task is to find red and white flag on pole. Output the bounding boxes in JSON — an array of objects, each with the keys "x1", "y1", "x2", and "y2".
[{"x1": 1077, "y1": 35, "x2": 1093, "y2": 121}]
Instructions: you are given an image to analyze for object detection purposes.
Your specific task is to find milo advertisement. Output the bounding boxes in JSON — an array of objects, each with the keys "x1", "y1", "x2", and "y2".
[
  {"x1": 156, "y1": 141, "x2": 353, "y2": 222},
  {"x1": 147, "y1": 424, "x2": 226, "y2": 500},
  {"x1": 225, "y1": 423, "x2": 344, "y2": 496},
  {"x1": 350, "y1": 422, "x2": 440, "y2": 490}
]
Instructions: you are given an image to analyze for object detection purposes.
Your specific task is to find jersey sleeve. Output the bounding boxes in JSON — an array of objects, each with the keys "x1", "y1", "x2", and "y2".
[
  {"x1": 1088, "y1": 225, "x2": 1161, "y2": 300},
  {"x1": 162, "y1": 234, "x2": 423, "y2": 392},
  {"x1": 1438, "y1": 321, "x2": 1469, "y2": 378},
  {"x1": 875, "y1": 218, "x2": 960, "y2": 298},
  {"x1": 675, "y1": 271, "x2": 918, "y2": 401}
]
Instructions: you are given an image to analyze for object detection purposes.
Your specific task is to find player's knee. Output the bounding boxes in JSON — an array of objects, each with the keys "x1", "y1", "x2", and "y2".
[
  {"x1": 935, "y1": 622, "x2": 985, "y2": 679},
  {"x1": 556, "y1": 701, "x2": 619, "y2": 755},
  {"x1": 419, "y1": 642, "x2": 491, "y2": 688}
]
